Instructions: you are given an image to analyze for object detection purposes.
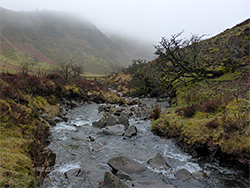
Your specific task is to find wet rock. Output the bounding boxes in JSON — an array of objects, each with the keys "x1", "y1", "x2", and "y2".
[
  {"x1": 48, "y1": 119, "x2": 56, "y2": 126},
  {"x1": 70, "y1": 100, "x2": 78, "y2": 109},
  {"x1": 147, "y1": 153, "x2": 170, "y2": 169},
  {"x1": 36, "y1": 166, "x2": 53, "y2": 175},
  {"x1": 114, "y1": 107, "x2": 125, "y2": 116},
  {"x1": 129, "y1": 182, "x2": 175, "y2": 188},
  {"x1": 157, "y1": 98, "x2": 165, "y2": 102},
  {"x1": 175, "y1": 169, "x2": 193, "y2": 180},
  {"x1": 98, "y1": 104, "x2": 117, "y2": 114},
  {"x1": 108, "y1": 156, "x2": 147, "y2": 175},
  {"x1": 127, "y1": 97, "x2": 140, "y2": 105},
  {"x1": 130, "y1": 106, "x2": 140, "y2": 112},
  {"x1": 102, "y1": 171, "x2": 129, "y2": 188},
  {"x1": 87, "y1": 135, "x2": 96, "y2": 142},
  {"x1": 53, "y1": 116, "x2": 63, "y2": 123},
  {"x1": 118, "y1": 115, "x2": 129, "y2": 130},
  {"x1": 122, "y1": 109, "x2": 133, "y2": 117},
  {"x1": 192, "y1": 171, "x2": 207, "y2": 180},
  {"x1": 41, "y1": 113, "x2": 49, "y2": 121},
  {"x1": 123, "y1": 125, "x2": 137, "y2": 139},
  {"x1": 99, "y1": 124, "x2": 125, "y2": 136},
  {"x1": 58, "y1": 115, "x2": 68, "y2": 122},
  {"x1": 92, "y1": 119, "x2": 106, "y2": 128},
  {"x1": 105, "y1": 113, "x2": 118, "y2": 126},
  {"x1": 64, "y1": 168, "x2": 86, "y2": 183},
  {"x1": 116, "y1": 170, "x2": 132, "y2": 181},
  {"x1": 92, "y1": 113, "x2": 118, "y2": 128},
  {"x1": 59, "y1": 107, "x2": 67, "y2": 116},
  {"x1": 36, "y1": 148, "x2": 56, "y2": 167},
  {"x1": 165, "y1": 157, "x2": 182, "y2": 168}
]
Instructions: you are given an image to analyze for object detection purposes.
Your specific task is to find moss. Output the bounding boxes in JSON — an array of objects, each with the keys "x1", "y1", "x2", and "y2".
[
  {"x1": 153, "y1": 96, "x2": 250, "y2": 165},
  {"x1": 27, "y1": 95, "x2": 59, "y2": 119},
  {"x1": 64, "y1": 84, "x2": 82, "y2": 96},
  {"x1": 102, "y1": 90, "x2": 123, "y2": 104},
  {"x1": 0, "y1": 132, "x2": 37, "y2": 187},
  {"x1": 0, "y1": 99, "x2": 12, "y2": 123}
]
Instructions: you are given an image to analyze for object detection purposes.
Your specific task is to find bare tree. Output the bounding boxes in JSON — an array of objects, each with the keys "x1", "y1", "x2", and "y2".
[
  {"x1": 154, "y1": 32, "x2": 224, "y2": 89},
  {"x1": 57, "y1": 57, "x2": 84, "y2": 83}
]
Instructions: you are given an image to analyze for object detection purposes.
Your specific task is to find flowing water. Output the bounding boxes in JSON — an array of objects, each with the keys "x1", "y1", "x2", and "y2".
[{"x1": 42, "y1": 98, "x2": 249, "y2": 188}]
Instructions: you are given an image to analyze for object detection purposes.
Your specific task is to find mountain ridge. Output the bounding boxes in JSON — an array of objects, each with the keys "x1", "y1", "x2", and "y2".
[{"x1": 0, "y1": 7, "x2": 154, "y2": 74}]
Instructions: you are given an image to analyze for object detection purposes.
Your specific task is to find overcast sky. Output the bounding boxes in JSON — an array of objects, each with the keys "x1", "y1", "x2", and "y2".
[{"x1": 0, "y1": 0, "x2": 249, "y2": 44}]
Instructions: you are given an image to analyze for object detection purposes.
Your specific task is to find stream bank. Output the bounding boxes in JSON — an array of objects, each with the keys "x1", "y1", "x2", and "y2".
[{"x1": 42, "y1": 95, "x2": 249, "y2": 188}]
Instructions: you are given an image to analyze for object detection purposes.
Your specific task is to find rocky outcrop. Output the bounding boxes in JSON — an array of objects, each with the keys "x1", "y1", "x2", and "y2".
[{"x1": 108, "y1": 156, "x2": 147, "y2": 175}]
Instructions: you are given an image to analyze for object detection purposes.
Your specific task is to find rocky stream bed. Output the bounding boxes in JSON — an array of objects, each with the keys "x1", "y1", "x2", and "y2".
[{"x1": 41, "y1": 96, "x2": 249, "y2": 188}]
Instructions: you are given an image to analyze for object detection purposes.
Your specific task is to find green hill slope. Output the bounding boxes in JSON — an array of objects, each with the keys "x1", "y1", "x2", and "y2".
[
  {"x1": 109, "y1": 19, "x2": 250, "y2": 169},
  {"x1": 0, "y1": 8, "x2": 154, "y2": 74}
]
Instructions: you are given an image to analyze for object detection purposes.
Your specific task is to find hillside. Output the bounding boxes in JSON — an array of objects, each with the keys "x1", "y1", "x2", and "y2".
[
  {"x1": 0, "y1": 8, "x2": 154, "y2": 74},
  {"x1": 109, "y1": 19, "x2": 250, "y2": 169}
]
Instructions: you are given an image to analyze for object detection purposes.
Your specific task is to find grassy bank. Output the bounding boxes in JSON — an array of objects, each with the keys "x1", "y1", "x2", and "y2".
[
  {"x1": 152, "y1": 70, "x2": 250, "y2": 169},
  {"x1": 0, "y1": 73, "x2": 123, "y2": 187}
]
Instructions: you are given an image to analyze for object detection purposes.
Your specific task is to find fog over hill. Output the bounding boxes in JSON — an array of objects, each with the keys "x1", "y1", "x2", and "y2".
[{"x1": 0, "y1": 8, "x2": 154, "y2": 74}]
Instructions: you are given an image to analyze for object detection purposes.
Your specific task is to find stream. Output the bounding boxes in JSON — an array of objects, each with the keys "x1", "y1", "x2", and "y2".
[{"x1": 42, "y1": 97, "x2": 249, "y2": 188}]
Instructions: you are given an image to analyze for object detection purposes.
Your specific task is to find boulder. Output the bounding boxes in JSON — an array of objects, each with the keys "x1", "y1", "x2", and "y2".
[
  {"x1": 64, "y1": 168, "x2": 86, "y2": 183},
  {"x1": 127, "y1": 97, "x2": 140, "y2": 105},
  {"x1": 191, "y1": 171, "x2": 207, "y2": 180},
  {"x1": 99, "y1": 124, "x2": 125, "y2": 136},
  {"x1": 114, "y1": 108, "x2": 125, "y2": 116},
  {"x1": 98, "y1": 104, "x2": 117, "y2": 114},
  {"x1": 41, "y1": 113, "x2": 49, "y2": 121},
  {"x1": 122, "y1": 109, "x2": 133, "y2": 117},
  {"x1": 70, "y1": 100, "x2": 78, "y2": 108},
  {"x1": 116, "y1": 170, "x2": 132, "y2": 181},
  {"x1": 48, "y1": 119, "x2": 56, "y2": 126},
  {"x1": 123, "y1": 125, "x2": 137, "y2": 139},
  {"x1": 108, "y1": 156, "x2": 147, "y2": 175},
  {"x1": 92, "y1": 120, "x2": 106, "y2": 128},
  {"x1": 92, "y1": 112, "x2": 118, "y2": 128},
  {"x1": 53, "y1": 116, "x2": 63, "y2": 123},
  {"x1": 105, "y1": 113, "x2": 118, "y2": 126},
  {"x1": 59, "y1": 115, "x2": 68, "y2": 122},
  {"x1": 103, "y1": 171, "x2": 129, "y2": 188},
  {"x1": 147, "y1": 153, "x2": 170, "y2": 169},
  {"x1": 175, "y1": 169, "x2": 193, "y2": 180},
  {"x1": 118, "y1": 115, "x2": 129, "y2": 130}
]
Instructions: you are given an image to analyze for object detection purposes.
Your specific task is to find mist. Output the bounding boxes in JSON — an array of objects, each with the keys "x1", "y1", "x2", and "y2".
[{"x1": 1, "y1": 0, "x2": 250, "y2": 44}]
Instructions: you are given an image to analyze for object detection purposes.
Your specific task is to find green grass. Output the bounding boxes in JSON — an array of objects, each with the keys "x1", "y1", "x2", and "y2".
[{"x1": 152, "y1": 69, "x2": 250, "y2": 165}]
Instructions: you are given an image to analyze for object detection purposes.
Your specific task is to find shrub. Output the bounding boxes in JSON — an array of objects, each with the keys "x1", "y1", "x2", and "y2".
[
  {"x1": 222, "y1": 111, "x2": 249, "y2": 133},
  {"x1": 176, "y1": 104, "x2": 198, "y2": 118},
  {"x1": 204, "y1": 118, "x2": 219, "y2": 129},
  {"x1": 201, "y1": 99, "x2": 221, "y2": 113},
  {"x1": 151, "y1": 103, "x2": 161, "y2": 120}
]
